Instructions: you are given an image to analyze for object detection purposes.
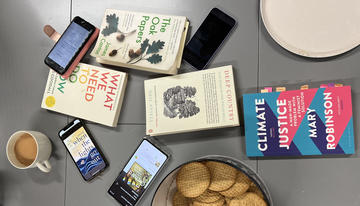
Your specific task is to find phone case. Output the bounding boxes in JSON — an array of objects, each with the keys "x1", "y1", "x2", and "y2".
[
  {"x1": 184, "y1": 8, "x2": 237, "y2": 70},
  {"x1": 137, "y1": 137, "x2": 171, "y2": 205},
  {"x1": 139, "y1": 137, "x2": 171, "y2": 205},
  {"x1": 43, "y1": 25, "x2": 99, "y2": 79},
  {"x1": 108, "y1": 136, "x2": 171, "y2": 206},
  {"x1": 144, "y1": 136, "x2": 172, "y2": 158},
  {"x1": 58, "y1": 119, "x2": 108, "y2": 181}
]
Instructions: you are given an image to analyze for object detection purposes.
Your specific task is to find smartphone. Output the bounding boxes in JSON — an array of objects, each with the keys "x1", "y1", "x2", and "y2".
[
  {"x1": 44, "y1": 16, "x2": 96, "y2": 75},
  {"x1": 183, "y1": 8, "x2": 236, "y2": 70},
  {"x1": 58, "y1": 119, "x2": 108, "y2": 181},
  {"x1": 108, "y1": 137, "x2": 170, "y2": 206}
]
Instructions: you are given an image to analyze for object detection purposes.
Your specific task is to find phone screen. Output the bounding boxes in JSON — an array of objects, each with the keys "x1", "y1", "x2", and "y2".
[
  {"x1": 108, "y1": 139, "x2": 168, "y2": 206},
  {"x1": 183, "y1": 8, "x2": 236, "y2": 70},
  {"x1": 62, "y1": 124, "x2": 106, "y2": 181},
  {"x1": 47, "y1": 22, "x2": 90, "y2": 71}
]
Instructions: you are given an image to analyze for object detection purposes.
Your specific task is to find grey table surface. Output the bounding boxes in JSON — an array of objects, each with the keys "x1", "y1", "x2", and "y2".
[{"x1": 0, "y1": 0, "x2": 359, "y2": 206}]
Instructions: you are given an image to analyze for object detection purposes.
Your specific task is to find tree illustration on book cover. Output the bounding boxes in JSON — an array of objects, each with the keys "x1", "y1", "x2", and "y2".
[
  {"x1": 103, "y1": 13, "x2": 165, "y2": 65},
  {"x1": 163, "y1": 86, "x2": 200, "y2": 119}
]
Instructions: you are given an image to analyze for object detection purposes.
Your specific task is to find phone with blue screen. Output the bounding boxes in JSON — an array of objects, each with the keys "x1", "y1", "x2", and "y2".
[
  {"x1": 44, "y1": 16, "x2": 95, "y2": 75},
  {"x1": 108, "y1": 138, "x2": 170, "y2": 206},
  {"x1": 58, "y1": 119, "x2": 108, "y2": 181}
]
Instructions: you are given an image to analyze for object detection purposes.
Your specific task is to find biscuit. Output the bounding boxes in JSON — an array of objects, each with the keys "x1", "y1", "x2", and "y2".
[
  {"x1": 249, "y1": 181, "x2": 257, "y2": 187},
  {"x1": 248, "y1": 185, "x2": 264, "y2": 199},
  {"x1": 176, "y1": 162, "x2": 211, "y2": 198},
  {"x1": 193, "y1": 198, "x2": 225, "y2": 206},
  {"x1": 173, "y1": 191, "x2": 190, "y2": 206},
  {"x1": 229, "y1": 192, "x2": 267, "y2": 206},
  {"x1": 193, "y1": 190, "x2": 222, "y2": 203},
  {"x1": 225, "y1": 197, "x2": 232, "y2": 206},
  {"x1": 205, "y1": 161, "x2": 237, "y2": 191},
  {"x1": 219, "y1": 172, "x2": 251, "y2": 197}
]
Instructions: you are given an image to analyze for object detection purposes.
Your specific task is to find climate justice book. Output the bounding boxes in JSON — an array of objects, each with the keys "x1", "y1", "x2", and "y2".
[
  {"x1": 91, "y1": 9, "x2": 189, "y2": 75},
  {"x1": 243, "y1": 86, "x2": 354, "y2": 157},
  {"x1": 41, "y1": 63, "x2": 127, "y2": 127},
  {"x1": 144, "y1": 65, "x2": 240, "y2": 136}
]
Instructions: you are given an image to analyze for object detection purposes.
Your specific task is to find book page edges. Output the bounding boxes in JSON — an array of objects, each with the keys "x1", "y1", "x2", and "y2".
[
  {"x1": 175, "y1": 20, "x2": 190, "y2": 70},
  {"x1": 95, "y1": 58, "x2": 176, "y2": 75},
  {"x1": 147, "y1": 123, "x2": 240, "y2": 136}
]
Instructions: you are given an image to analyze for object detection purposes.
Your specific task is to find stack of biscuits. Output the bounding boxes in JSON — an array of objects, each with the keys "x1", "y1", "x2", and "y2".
[{"x1": 173, "y1": 161, "x2": 267, "y2": 206}]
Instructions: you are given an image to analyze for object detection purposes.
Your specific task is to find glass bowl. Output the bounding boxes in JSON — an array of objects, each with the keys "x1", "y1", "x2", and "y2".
[{"x1": 152, "y1": 155, "x2": 273, "y2": 206}]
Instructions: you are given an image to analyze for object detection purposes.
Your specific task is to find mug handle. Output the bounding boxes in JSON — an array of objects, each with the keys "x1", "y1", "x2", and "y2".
[{"x1": 36, "y1": 160, "x2": 52, "y2": 173}]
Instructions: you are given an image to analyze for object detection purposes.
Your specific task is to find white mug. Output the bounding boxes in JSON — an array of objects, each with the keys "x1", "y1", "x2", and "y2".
[{"x1": 6, "y1": 131, "x2": 52, "y2": 173}]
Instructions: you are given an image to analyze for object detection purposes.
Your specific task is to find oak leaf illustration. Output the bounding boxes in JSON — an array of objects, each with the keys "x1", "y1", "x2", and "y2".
[
  {"x1": 146, "y1": 54, "x2": 162, "y2": 64},
  {"x1": 146, "y1": 40, "x2": 165, "y2": 54},
  {"x1": 102, "y1": 13, "x2": 119, "y2": 36},
  {"x1": 140, "y1": 39, "x2": 149, "y2": 53}
]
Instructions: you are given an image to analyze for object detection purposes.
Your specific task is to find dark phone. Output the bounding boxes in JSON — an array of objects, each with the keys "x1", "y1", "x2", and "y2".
[
  {"x1": 58, "y1": 119, "x2": 108, "y2": 181},
  {"x1": 44, "y1": 16, "x2": 95, "y2": 75},
  {"x1": 108, "y1": 138, "x2": 169, "y2": 206},
  {"x1": 183, "y1": 8, "x2": 236, "y2": 70}
]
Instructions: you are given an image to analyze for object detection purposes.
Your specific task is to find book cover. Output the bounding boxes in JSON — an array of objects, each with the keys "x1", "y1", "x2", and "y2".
[
  {"x1": 145, "y1": 65, "x2": 240, "y2": 136},
  {"x1": 91, "y1": 9, "x2": 188, "y2": 74},
  {"x1": 243, "y1": 86, "x2": 354, "y2": 157},
  {"x1": 41, "y1": 63, "x2": 127, "y2": 127}
]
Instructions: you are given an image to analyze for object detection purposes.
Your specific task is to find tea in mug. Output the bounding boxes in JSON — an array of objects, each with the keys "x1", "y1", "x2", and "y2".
[{"x1": 14, "y1": 134, "x2": 37, "y2": 166}]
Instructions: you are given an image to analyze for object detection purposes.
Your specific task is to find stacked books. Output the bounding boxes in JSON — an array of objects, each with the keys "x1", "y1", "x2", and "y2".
[
  {"x1": 243, "y1": 85, "x2": 354, "y2": 157},
  {"x1": 144, "y1": 65, "x2": 240, "y2": 136},
  {"x1": 91, "y1": 9, "x2": 189, "y2": 74},
  {"x1": 41, "y1": 63, "x2": 127, "y2": 127}
]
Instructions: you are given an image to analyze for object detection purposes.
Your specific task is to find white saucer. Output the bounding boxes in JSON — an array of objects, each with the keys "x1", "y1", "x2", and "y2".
[{"x1": 261, "y1": 0, "x2": 360, "y2": 57}]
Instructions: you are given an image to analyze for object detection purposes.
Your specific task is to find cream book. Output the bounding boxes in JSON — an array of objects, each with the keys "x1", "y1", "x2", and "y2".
[
  {"x1": 41, "y1": 63, "x2": 127, "y2": 127},
  {"x1": 144, "y1": 65, "x2": 240, "y2": 136},
  {"x1": 91, "y1": 9, "x2": 189, "y2": 75}
]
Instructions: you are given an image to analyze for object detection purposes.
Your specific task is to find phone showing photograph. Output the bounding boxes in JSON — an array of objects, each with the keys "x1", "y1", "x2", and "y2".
[
  {"x1": 183, "y1": 8, "x2": 236, "y2": 70},
  {"x1": 44, "y1": 16, "x2": 96, "y2": 75},
  {"x1": 58, "y1": 119, "x2": 108, "y2": 181},
  {"x1": 108, "y1": 137, "x2": 170, "y2": 206}
]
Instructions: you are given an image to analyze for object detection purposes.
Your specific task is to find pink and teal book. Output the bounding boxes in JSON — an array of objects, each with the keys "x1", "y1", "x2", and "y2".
[{"x1": 243, "y1": 86, "x2": 354, "y2": 157}]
